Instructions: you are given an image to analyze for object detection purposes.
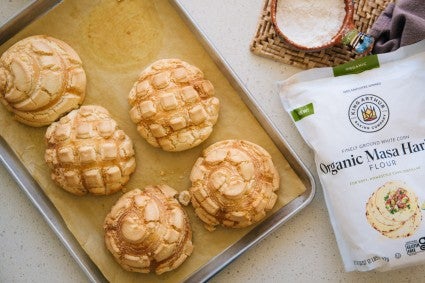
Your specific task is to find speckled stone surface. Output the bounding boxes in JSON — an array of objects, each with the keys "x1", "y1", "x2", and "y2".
[
  {"x1": 0, "y1": 164, "x2": 87, "y2": 282},
  {"x1": 1, "y1": 0, "x2": 425, "y2": 282},
  {"x1": 0, "y1": 0, "x2": 31, "y2": 26}
]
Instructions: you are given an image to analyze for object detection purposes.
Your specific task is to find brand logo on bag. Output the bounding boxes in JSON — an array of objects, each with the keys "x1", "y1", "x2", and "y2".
[
  {"x1": 348, "y1": 94, "x2": 389, "y2": 133},
  {"x1": 405, "y1": 237, "x2": 425, "y2": 256}
]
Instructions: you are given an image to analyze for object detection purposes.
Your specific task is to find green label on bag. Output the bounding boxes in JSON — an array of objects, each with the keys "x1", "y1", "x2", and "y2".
[
  {"x1": 291, "y1": 103, "x2": 314, "y2": 121},
  {"x1": 333, "y1": 54, "x2": 380, "y2": 77}
]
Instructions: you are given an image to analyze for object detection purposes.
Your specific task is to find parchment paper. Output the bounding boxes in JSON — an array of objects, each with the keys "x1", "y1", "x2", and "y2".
[{"x1": 0, "y1": 0, "x2": 306, "y2": 282}]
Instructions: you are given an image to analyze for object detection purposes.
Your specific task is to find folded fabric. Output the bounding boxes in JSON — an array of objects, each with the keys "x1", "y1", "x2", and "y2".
[{"x1": 369, "y1": 0, "x2": 425, "y2": 53}]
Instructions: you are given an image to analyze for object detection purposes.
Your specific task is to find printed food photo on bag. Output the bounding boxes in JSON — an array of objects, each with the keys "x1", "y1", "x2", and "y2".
[{"x1": 279, "y1": 40, "x2": 425, "y2": 272}]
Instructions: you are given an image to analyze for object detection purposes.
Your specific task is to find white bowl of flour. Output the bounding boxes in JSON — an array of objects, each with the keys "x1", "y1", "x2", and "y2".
[{"x1": 271, "y1": 0, "x2": 354, "y2": 51}]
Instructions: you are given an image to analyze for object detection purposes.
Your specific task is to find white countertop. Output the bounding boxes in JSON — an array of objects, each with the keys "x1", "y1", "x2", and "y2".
[{"x1": 1, "y1": 0, "x2": 425, "y2": 282}]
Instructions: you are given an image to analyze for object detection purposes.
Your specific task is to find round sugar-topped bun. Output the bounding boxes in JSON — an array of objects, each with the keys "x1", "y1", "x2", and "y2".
[
  {"x1": 0, "y1": 35, "x2": 86, "y2": 127},
  {"x1": 104, "y1": 185, "x2": 194, "y2": 274},
  {"x1": 44, "y1": 105, "x2": 136, "y2": 196},
  {"x1": 128, "y1": 59, "x2": 220, "y2": 152},
  {"x1": 187, "y1": 140, "x2": 280, "y2": 231}
]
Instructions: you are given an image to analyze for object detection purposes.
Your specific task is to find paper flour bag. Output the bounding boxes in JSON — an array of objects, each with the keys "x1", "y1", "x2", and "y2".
[{"x1": 279, "y1": 40, "x2": 425, "y2": 272}]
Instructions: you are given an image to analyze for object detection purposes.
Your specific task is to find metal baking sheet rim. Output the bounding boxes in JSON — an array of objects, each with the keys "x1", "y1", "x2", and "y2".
[{"x1": 0, "y1": 1, "x2": 316, "y2": 282}]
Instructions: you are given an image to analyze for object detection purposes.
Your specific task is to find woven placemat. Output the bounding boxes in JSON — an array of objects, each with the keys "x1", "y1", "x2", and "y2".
[{"x1": 250, "y1": 0, "x2": 394, "y2": 69}]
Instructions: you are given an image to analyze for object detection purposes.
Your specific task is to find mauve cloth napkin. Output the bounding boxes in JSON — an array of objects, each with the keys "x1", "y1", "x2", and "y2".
[{"x1": 369, "y1": 0, "x2": 425, "y2": 53}]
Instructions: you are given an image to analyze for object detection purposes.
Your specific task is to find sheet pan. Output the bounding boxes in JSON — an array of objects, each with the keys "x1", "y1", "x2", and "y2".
[{"x1": 0, "y1": 0, "x2": 315, "y2": 282}]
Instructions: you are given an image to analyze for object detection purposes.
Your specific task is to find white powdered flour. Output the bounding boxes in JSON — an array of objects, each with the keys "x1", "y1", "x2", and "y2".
[{"x1": 275, "y1": 0, "x2": 346, "y2": 48}]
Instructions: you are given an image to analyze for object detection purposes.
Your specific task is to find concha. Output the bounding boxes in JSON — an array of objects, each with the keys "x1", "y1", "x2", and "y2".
[
  {"x1": 128, "y1": 58, "x2": 220, "y2": 151},
  {"x1": 45, "y1": 105, "x2": 136, "y2": 196},
  {"x1": 187, "y1": 140, "x2": 280, "y2": 231},
  {"x1": 0, "y1": 35, "x2": 86, "y2": 127},
  {"x1": 104, "y1": 185, "x2": 194, "y2": 274}
]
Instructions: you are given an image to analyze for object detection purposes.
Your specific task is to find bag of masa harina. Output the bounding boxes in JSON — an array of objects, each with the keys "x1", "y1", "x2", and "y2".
[{"x1": 279, "y1": 40, "x2": 425, "y2": 272}]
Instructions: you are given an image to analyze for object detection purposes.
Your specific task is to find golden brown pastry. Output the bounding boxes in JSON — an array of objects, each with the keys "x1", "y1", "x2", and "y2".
[
  {"x1": 45, "y1": 105, "x2": 136, "y2": 196},
  {"x1": 104, "y1": 185, "x2": 194, "y2": 274},
  {"x1": 128, "y1": 59, "x2": 220, "y2": 151},
  {"x1": 187, "y1": 140, "x2": 280, "y2": 231},
  {"x1": 0, "y1": 35, "x2": 86, "y2": 127}
]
